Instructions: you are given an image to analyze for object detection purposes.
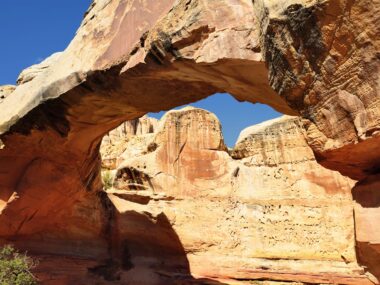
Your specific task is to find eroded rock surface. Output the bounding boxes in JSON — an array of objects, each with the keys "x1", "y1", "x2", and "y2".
[
  {"x1": 0, "y1": 0, "x2": 379, "y2": 282},
  {"x1": 0, "y1": 0, "x2": 378, "y2": 179},
  {"x1": 257, "y1": 0, "x2": 380, "y2": 179},
  {"x1": 101, "y1": 115, "x2": 158, "y2": 169},
  {"x1": 16, "y1": 52, "x2": 63, "y2": 85},
  {"x1": 98, "y1": 107, "x2": 372, "y2": 284},
  {"x1": 0, "y1": 85, "x2": 15, "y2": 104}
]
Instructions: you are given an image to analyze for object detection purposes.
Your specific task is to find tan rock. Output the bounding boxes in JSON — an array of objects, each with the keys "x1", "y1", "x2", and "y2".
[
  {"x1": 0, "y1": 0, "x2": 378, "y2": 180},
  {"x1": 0, "y1": 85, "x2": 15, "y2": 104},
  {"x1": 353, "y1": 175, "x2": 380, "y2": 283},
  {"x1": 256, "y1": 0, "x2": 380, "y2": 179},
  {"x1": 16, "y1": 52, "x2": 62, "y2": 85},
  {"x1": 0, "y1": 0, "x2": 378, "y2": 281},
  {"x1": 101, "y1": 115, "x2": 158, "y2": 169},
  {"x1": 115, "y1": 107, "x2": 230, "y2": 195},
  {"x1": 109, "y1": 107, "x2": 365, "y2": 284}
]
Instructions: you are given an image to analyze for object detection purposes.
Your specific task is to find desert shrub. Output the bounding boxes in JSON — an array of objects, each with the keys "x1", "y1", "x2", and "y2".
[
  {"x1": 102, "y1": 170, "x2": 114, "y2": 190},
  {"x1": 0, "y1": 245, "x2": 37, "y2": 285}
]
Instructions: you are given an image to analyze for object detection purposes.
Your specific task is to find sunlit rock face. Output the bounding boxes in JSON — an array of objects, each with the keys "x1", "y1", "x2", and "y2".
[
  {"x1": 0, "y1": 85, "x2": 15, "y2": 104},
  {"x1": 0, "y1": 0, "x2": 378, "y2": 179},
  {"x1": 100, "y1": 107, "x2": 373, "y2": 284},
  {"x1": 16, "y1": 52, "x2": 63, "y2": 85},
  {"x1": 101, "y1": 115, "x2": 158, "y2": 169},
  {"x1": 352, "y1": 174, "x2": 380, "y2": 283},
  {"x1": 257, "y1": 0, "x2": 380, "y2": 180},
  {"x1": 0, "y1": 0, "x2": 379, "y2": 282}
]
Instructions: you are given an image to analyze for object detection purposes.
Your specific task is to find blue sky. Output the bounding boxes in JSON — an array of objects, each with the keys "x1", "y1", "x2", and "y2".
[
  {"x1": 0, "y1": 1, "x2": 281, "y2": 146},
  {"x1": 0, "y1": 0, "x2": 92, "y2": 85},
  {"x1": 150, "y1": 94, "x2": 280, "y2": 146}
]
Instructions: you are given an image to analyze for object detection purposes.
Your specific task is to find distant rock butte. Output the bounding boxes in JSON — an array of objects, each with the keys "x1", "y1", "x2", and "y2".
[{"x1": 0, "y1": 0, "x2": 379, "y2": 283}]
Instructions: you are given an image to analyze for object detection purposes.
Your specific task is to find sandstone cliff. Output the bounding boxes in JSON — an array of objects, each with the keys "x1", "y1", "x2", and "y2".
[
  {"x1": 0, "y1": 0, "x2": 379, "y2": 282},
  {"x1": 96, "y1": 107, "x2": 372, "y2": 284},
  {"x1": 101, "y1": 115, "x2": 158, "y2": 169}
]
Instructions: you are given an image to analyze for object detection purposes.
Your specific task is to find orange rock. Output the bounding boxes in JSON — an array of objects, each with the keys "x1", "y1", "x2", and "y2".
[
  {"x1": 0, "y1": 0, "x2": 378, "y2": 282},
  {"x1": 108, "y1": 108, "x2": 369, "y2": 284}
]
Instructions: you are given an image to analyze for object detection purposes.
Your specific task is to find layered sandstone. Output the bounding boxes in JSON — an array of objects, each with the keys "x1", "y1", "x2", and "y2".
[
  {"x1": 0, "y1": 0, "x2": 378, "y2": 178},
  {"x1": 256, "y1": 0, "x2": 380, "y2": 179},
  {"x1": 0, "y1": 0, "x2": 378, "y2": 282},
  {"x1": 97, "y1": 107, "x2": 371, "y2": 284},
  {"x1": 101, "y1": 115, "x2": 158, "y2": 169}
]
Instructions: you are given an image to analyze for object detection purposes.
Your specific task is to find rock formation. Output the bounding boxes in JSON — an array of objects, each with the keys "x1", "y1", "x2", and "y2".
[
  {"x1": 258, "y1": 0, "x2": 380, "y2": 179},
  {"x1": 96, "y1": 107, "x2": 372, "y2": 284},
  {"x1": 352, "y1": 174, "x2": 380, "y2": 282},
  {"x1": 16, "y1": 52, "x2": 63, "y2": 85},
  {"x1": 0, "y1": 85, "x2": 15, "y2": 104},
  {"x1": 101, "y1": 115, "x2": 158, "y2": 169},
  {"x1": 1, "y1": 0, "x2": 379, "y2": 178},
  {"x1": 0, "y1": 0, "x2": 379, "y2": 282}
]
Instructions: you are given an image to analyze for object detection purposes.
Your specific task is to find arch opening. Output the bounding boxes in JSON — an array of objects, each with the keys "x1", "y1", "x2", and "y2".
[{"x1": 97, "y1": 97, "x2": 360, "y2": 284}]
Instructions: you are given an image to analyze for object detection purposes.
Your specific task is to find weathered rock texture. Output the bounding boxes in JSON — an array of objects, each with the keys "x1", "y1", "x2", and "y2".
[
  {"x1": 16, "y1": 52, "x2": 63, "y2": 85},
  {"x1": 0, "y1": 0, "x2": 379, "y2": 178},
  {"x1": 257, "y1": 0, "x2": 380, "y2": 179},
  {"x1": 99, "y1": 107, "x2": 373, "y2": 284},
  {"x1": 0, "y1": 85, "x2": 15, "y2": 104},
  {"x1": 101, "y1": 115, "x2": 158, "y2": 169},
  {"x1": 0, "y1": 0, "x2": 379, "y2": 282}
]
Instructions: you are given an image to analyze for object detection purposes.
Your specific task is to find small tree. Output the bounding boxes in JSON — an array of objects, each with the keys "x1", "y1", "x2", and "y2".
[{"x1": 0, "y1": 245, "x2": 37, "y2": 285}]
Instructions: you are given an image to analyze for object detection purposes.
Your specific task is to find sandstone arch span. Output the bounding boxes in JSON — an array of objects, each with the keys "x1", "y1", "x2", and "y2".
[{"x1": 0, "y1": 0, "x2": 379, "y2": 282}]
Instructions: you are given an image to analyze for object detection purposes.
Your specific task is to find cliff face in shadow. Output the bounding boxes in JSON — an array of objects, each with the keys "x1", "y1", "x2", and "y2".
[
  {"x1": 32, "y1": 202, "x2": 228, "y2": 285},
  {"x1": 102, "y1": 210, "x2": 229, "y2": 285}
]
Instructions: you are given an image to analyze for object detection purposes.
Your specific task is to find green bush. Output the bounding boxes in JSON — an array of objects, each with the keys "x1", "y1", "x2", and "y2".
[
  {"x1": 102, "y1": 170, "x2": 114, "y2": 190},
  {"x1": 0, "y1": 245, "x2": 37, "y2": 285}
]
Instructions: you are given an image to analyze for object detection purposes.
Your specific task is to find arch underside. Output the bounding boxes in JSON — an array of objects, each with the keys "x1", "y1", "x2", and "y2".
[{"x1": 0, "y1": 0, "x2": 379, "y2": 283}]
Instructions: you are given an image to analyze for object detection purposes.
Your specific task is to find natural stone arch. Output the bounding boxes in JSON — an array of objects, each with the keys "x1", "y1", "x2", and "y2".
[{"x1": 0, "y1": 0, "x2": 379, "y2": 282}]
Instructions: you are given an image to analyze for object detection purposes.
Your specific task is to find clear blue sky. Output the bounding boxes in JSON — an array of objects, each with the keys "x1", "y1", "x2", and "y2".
[
  {"x1": 0, "y1": 1, "x2": 281, "y2": 146},
  {"x1": 0, "y1": 0, "x2": 92, "y2": 85}
]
